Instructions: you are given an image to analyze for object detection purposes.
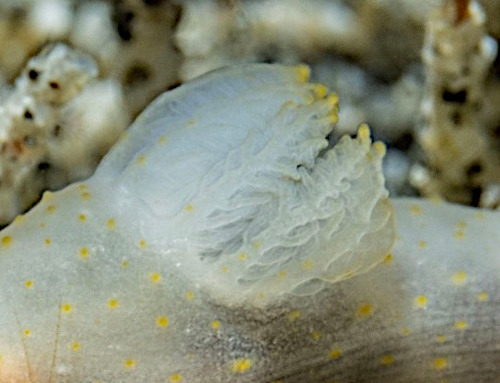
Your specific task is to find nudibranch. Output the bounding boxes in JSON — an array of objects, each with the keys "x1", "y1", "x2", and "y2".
[{"x1": 0, "y1": 64, "x2": 499, "y2": 383}]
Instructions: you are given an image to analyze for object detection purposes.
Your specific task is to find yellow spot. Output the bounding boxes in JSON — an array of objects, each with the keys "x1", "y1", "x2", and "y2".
[
  {"x1": 313, "y1": 83, "x2": 328, "y2": 98},
  {"x1": 221, "y1": 266, "x2": 229, "y2": 273},
  {"x1": 184, "y1": 204, "x2": 194, "y2": 213},
  {"x1": 232, "y1": 358, "x2": 253, "y2": 373},
  {"x1": 380, "y1": 354, "x2": 394, "y2": 365},
  {"x1": 13, "y1": 215, "x2": 24, "y2": 225},
  {"x1": 44, "y1": 238, "x2": 51, "y2": 245},
  {"x1": 238, "y1": 253, "x2": 247, "y2": 261},
  {"x1": 456, "y1": 221, "x2": 467, "y2": 229},
  {"x1": 124, "y1": 360, "x2": 135, "y2": 369},
  {"x1": 156, "y1": 317, "x2": 169, "y2": 328},
  {"x1": 81, "y1": 192, "x2": 91, "y2": 201},
  {"x1": 78, "y1": 214, "x2": 86, "y2": 222},
  {"x1": 329, "y1": 349, "x2": 342, "y2": 359},
  {"x1": 418, "y1": 240, "x2": 427, "y2": 248},
  {"x1": 451, "y1": 271, "x2": 467, "y2": 285},
  {"x1": 79, "y1": 247, "x2": 89, "y2": 259},
  {"x1": 79, "y1": 184, "x2": 87, "y2": 190},
  {"x1": 211, "y1": 320, "x2": 220, "y2": 329},
  {"x1": 311, "y1": 331, "x2": 322, "y2": 340},
  {"x1": 23, "y1": 330, "x2": 31, "y2": 337},
  {"x1": 384, "y1": 253, "x2": 393, "y2": 264},
  {"x1": 138, "y1": 239, "x2": 147, "y2": 248},
  {"x1": 107, "y1": 219, "x2": 116, "y2": 230},
  {"x1": 437, "y1": 334, "x2": 446, "y2": 343},
  {"x1": 157, "y1": 135, "x2": 167, "y2": 144},
  {"x1": 454, "y1": 320, "x2": 468, "y2": 330},
  {"x1": 1, "y1": 235, "x2": 12, "y2": 247},
  {"x1": 185, "y1": 291, "x2": 195, "y2": 300},
  {"x1": 295, "y1": 65, "x2": 310, "y2": 82},
  {"x1": 432, "y1": 357, "x2": 448, "y2": 370},
  {"x1": 277, "y1": 270, "x2": 287, "y2": 279},
  {"x1": 47, "y1": 205, "x2": 56, "y2": 213},
  {"x1": 358, "y1": 124, "x2": 370, "y2": 140},
  {"x1": 170, "y1": 375, "x2": 182, "y2": 382},
  {"x1": 302, "y1": 260, "x2": 313, "y2": 268},
  {"x1": 137, "y1": 155, "x2": 146, "y2": 165},
  {"x1": 357, "y1": 304, "x2": 373, "y2": 316},
  {"x1": 108, "y1": 299, "x2": 118, "y2": 308},
  {"x1": 150, "y1": 272, "x2": 162, "y2": 283},
  {"x1": 401, "y1": 328, "x2": 411, "y2": 336},
  {"x1": 72, "y1": 343, "x2": 80, "y2": 351},
  {"x1": 478, "y1": 291, "x2": 489, "y2": 302},
  {"x1": 327, "y1": 93, "x2": 339, "y2": 106},
  {"x1": 410, "y1": 204, "x2": 422, "y2": 215},
  {"x1": 328, "y1": 113, "x2": 339, "y2": 124},
  {"x1": 288, "y1": 310, "x2": 301, "y2": 321},
  {"x1": 61, "y1": 304, "x2": 72, "y2": 313},
  {"x1": 121, "y1": 260, "x2": 129, "y2": 268},
  {"x1": 25, "y1": 280, "x2": 34, "y2": 289},
  {"x1": 415, "y1": 295, "x2": 427, "y2": 308},
  {"x1": 453, "y1": 231, "x2": 464, "y2": 240},
  {"x1": 372, "y1": 141, "x2": 386, "y2": 157}
]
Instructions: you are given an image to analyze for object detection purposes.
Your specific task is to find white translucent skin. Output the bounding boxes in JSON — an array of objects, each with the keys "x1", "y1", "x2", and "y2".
[{"x1": 0, "y1": 64, "x2": 499, "y2": 383}]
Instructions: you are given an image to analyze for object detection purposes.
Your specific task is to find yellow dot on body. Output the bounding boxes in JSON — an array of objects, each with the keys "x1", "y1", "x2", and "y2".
[
  {"x1": 211, "y1": 320, "x2": 220, "y2": 329},
  {"x1": 1, "y1": 235, "x2": 12, "y2": 247},
  {"x1": 432, "y1": 357, "x2": 448, "y2": 370},
  {"x1": 380, "y1": 354, "x2": 394, "y2": 365},
  {"x1": 372, "y1": 141, "x2": 386, "y2": 157},
  {"x1": 453, "y1": 231, "x2": 464, "y2": 239},
  {"x1": 47, "y1": 205, "x2": 56, "y2": 213},
  {"x1": 79, "y1": 247, "x2": 89, "y2": 259},
  {"x1": 72, "y1": 343, "x2": 80, "y2": 351},
  {"x1": 418, "y1": 240, "x2": 427, "y2": 248},
  {"x1": 79, "y1": 184, "x2": 87, "y2": 190},
  {"x1": 137, "y1": 155, "x2": 146, "y2": 165},
  {"x1": 295, "y1": 65, "x2": 310, "y2": 82},
  {"x1": 313, "y1": 83, "x2": 328, "y2": 98},
  {"x1": 327, "y1": 93, "x2": 339, "y2": 106},
  {"x1": 107, "y1": 219, "x2": 116, "y2": 230},
  {"x1": 277, "y1": 270, "x2": 287, "y2": 279},
  {"x1": 108, "y1": 299, "x2": 118, "y2": 308},
  {"x1": 184, "y1": 204, "x2": 194, "y2": 212},
  {"x1": 415, "y1": 295, "x2": 427, "y2": 308},
  {"x1": 25, "y1": 280, "x2": 34, "y2": 289},
  {"x1": 121, "y1": 260, "x2": 129, "y2": 267},
  {"x1": 357, "y1": 304, "x2": 373, "y2": 316},
  {"x1": 437, "y1": 334, "x2": 446, "y2": 343},
  {"x1": 302, "y1": 260, "x2": 313, "y2": 268},
  {"x1": 232, "y1": 358, "x2": 253, "y2": 373},
  {"x1": 456, "y1": 220, "x2": 467, "y2": 229},
  {"x1": 358, "y1": 124, "x2": 370, "y2": 140},
  {"x1": 138, "y1": 239, "x2": 147, "y2": 248},
  {"x1": 329, "y1": 349, "x2": 342, "y2": 359},
  {"x1": 170, "y1": 375, "x2": 182, "y2": 382},
  {"x1": 81, "y1": 192, "x2": 91, "y2": 201},
  {"x1": 157, "y1": 135, "x2": 167, "y2": 144},
  {"x1": 61, "y1": 304, "x2": 72, "y2": 313},
  {"x1": 156, "y1": 317, "x2": 169, "y2": 327},
  {"x1": 44, "y1": 238, "x2": 51, "y2": 245},
  {"x1": 401, "y1": 328, "x2": 411, "y2": 336},
  {"x1": 221, "y1": 266, "x2": 229, "y2": 273},
  {"x1": 329, "y1": 113, "x2": 339, "y2": 124},
  {"x1": 24, "y1": 330, "x2": 31, "y2": 336},
  {"x1": 150, "y1": 272, "x2": 162, "y2": 283},
  {"x1": 478, "y1": 291, "x2": 489, "y2": 302},
  {"x1": 185, "y1": 291, "x2": 195, "y2": 300},
  {"x1": 311, "y1": 331, "x2": 322, "y2": 340},
  {"x1": 454, "y1": 320, "x2": 468, "y2": 330},
  {"x1": 451, "y1": 271, "x2": 467, "y2": 285},
  {"x1": 238, "y1": 253, "x2": 247, "y2": 261},
  {"x1": 78, "y1": 214, "x2": 86, "y2": 222},
  {"x1": 410, "y1": 204, "x2": 422, "y2": 215},
  {"x1": 288, "y1": 310, "x2": 301, "y2": 321},
  {"x1": 384, "y1": 253, "x2": 393, "y2": 264},
  {"x1": 124, "y1": 360, "x2": 135, "y2": 368}
]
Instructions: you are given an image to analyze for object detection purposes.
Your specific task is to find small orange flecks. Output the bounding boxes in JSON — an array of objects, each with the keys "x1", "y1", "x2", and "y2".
[
  {"x1": 478, "y1": 291, "x2": 489, "y2": 302},
  {"x1": 108, "y1": 299, "x2": 119, "y2": 308},
  {"x1": 170, "y1": 375, "x2": 182, "y2": 382},
  {"x1": 432, "y1": 357, "x2": 448, "y2": 370},
  {"x1": 81, "y1": 192, "x2": 91, "y2": 201},
  {"x1": 451, "y1": 271, "x2": 467, "y2": 285},
  {"x1": 185, "y1": 291, "x2": 195, "y2": 300},
  {"x1": 329, "y1": 349, "x2": 342, "y2": 359},
  {"x1": 232, "y1": 358, "x2": 253, "y2": 373},
  {"x1": 150, "y1": 272, "x2": 162, "y2": 283},
  {"x1": 454, "y1": 320, "x2": 468, "y2": 330},
  {"x1": 380, "y1": 354, "x2": 394, "y2": 365},
  {"x1": 1, "y1": 235, "x2": 12, "y2": 247},
  {"x1": 415, "y1": 295, "x2": 427, "y2": 308},
  {"x1": 156, "y1": 317, "x2": 169, "y2": 328}
]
